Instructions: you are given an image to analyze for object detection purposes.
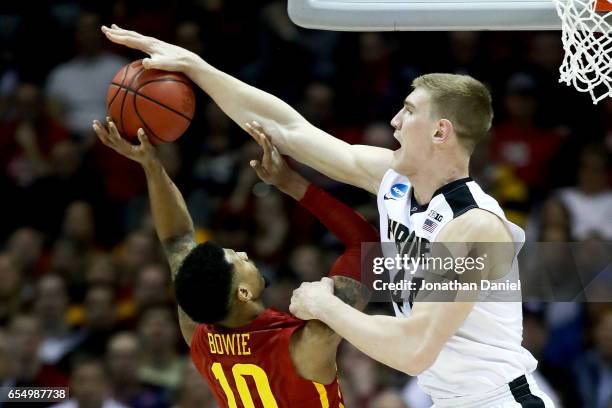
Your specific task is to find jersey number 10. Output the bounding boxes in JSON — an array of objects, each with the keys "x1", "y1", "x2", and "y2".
[{"x1": 211, "y1": 362, "x2": 279, "y2": 407}]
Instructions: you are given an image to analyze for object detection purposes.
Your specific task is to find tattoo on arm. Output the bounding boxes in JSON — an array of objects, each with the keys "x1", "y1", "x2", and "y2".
[
  {"x1": 332, "y1": 276, "x2": 370, "y2": 311},
  {"x1": 300, "y1": 276, "x2": 371, "y2": 344},
  {"x1": 162, "y1": 233, "x2": 198, "y2": 345},
  {"x1": 162, "y1": 234, "x2": 196, "y2": 279}
]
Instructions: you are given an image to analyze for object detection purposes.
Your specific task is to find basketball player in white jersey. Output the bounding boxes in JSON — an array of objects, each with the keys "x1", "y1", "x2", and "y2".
[{"x1": 102, "y1": 25, "x2": 555, "y2": 407}]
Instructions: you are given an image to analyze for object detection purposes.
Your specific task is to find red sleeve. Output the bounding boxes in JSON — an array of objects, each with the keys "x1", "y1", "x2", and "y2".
[{"x1": 299, "y1": 184, "x2": 379, "y2": 281}]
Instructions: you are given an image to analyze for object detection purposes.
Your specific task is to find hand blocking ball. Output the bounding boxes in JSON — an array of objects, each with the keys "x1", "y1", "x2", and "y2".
[{"x1": 106, "y1": 60, "x2": 195, "y2": 144}]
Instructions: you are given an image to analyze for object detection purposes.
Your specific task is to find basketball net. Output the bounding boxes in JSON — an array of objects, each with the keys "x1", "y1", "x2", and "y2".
[{"x1": 552, "y1": 0, "x2": 612, "y2": 103}]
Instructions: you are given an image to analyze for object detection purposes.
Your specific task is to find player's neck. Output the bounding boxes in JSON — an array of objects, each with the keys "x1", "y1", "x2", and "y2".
[
  {"x1": 220, "y1": 301, "x2": 266, "y2": 328},
  {"x1": 411, "y1": 159, "x2": 469, "y2": 205}
]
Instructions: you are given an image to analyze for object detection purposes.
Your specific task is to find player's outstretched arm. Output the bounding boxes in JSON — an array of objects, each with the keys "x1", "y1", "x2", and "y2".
[
  {"x1": 101, "y1": 25, "x2": 392, "y2": 194},
  {"x1": 93, "y1": 118, "x2": 197, "y2": 344}
]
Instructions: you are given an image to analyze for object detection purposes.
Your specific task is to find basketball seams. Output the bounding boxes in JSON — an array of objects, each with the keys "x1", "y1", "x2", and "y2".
[
  {"x1": 119, "y1": 65, "x2": 146, "y2": 134},
  {"x1": 132, "y1": 92, "x2": 165, "y2": 145},
  {"x1": 136, "y1": 79, "x2": 194, "y2": 120},
  {"x1": 115, "y1": 86, "x2": 194, "y2": 122},
  {"x1": 107, "y1": 65, "x2": 129, "y2": 111}
]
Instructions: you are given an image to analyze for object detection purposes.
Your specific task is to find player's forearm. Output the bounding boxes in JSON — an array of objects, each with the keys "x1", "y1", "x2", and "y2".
[
  {"x1": 142, "y1": 159, "x2": 194, "y2": 243},
  {"x1": 314, "y1": 297, "x2": 431, "y2": 375},
  {"x1": 275, "y1": 172, "x2": 310, "y2": 201},
  {"x1": 184, "y1": 56, "x2": 304, "y2": 148}
]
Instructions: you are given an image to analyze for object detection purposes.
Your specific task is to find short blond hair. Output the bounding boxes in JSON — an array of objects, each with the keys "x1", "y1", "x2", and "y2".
[{"x1": 412, "y1": 73, "x2": 493, "y2": 152}]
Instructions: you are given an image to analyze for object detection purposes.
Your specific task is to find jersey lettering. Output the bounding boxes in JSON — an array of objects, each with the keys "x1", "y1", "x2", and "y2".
[{"x1": 208, "y1": 333, "x2": 252, "y2": 356}]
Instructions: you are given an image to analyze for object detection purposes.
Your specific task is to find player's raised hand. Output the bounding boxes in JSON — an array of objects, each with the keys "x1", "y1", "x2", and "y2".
[
  {"x1": 289, "y1": 277, "x2": 335, "y2": 320},
  {"x1": 93, "y1": 117, "x2": 156, "y2": 166},
  {"x1": 245, "y1": 121, "x2": 310, "y2": 200},
  {"x1": 245, "y1": 121, "x2": 292, "y2": 184},
  {"x1": 101, "y1": 24, "x2": 198, "y2": 73}
]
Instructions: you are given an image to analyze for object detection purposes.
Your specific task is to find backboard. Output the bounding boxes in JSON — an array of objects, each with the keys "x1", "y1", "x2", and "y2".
[{"x1": 287, "y1": 0, "x2": 562, "y2": 31}]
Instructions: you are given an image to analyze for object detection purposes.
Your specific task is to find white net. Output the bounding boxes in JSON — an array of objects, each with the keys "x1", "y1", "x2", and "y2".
[{"x1": 553, "y1": 0, "x2": 612, "y2": 104}]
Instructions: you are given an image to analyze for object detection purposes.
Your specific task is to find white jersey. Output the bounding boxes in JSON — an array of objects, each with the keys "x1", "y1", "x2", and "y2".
[{"x1": 377, "y1": 169, "x2": 538, "y2": 402}]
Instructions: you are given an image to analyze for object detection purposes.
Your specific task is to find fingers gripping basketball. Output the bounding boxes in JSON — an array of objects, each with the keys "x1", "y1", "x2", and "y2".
[{"x1": 106, "y1": 60, "x2": 195, "y2": 144}]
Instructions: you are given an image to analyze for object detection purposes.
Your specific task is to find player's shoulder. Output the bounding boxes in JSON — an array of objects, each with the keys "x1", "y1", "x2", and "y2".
[
  {"x1": 438, "y1": 208, "x2": 512, "y2": 243},
  {"x1": 239, "y1": 308, "x2": 306, "y2": 334}
]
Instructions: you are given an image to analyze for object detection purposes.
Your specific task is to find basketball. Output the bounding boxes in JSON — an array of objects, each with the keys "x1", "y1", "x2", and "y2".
[{"x1": 106, "y1": 60, "x2": 196, "y2": 144}]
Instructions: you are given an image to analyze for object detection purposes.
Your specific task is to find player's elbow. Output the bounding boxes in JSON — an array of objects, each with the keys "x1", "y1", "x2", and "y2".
[{"x1": 400, "y1": 342, "x2": 438, "y2": 376}]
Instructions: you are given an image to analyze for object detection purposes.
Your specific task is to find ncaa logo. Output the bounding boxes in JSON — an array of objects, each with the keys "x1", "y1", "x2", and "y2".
[{"x1": 384, "y1": 183, "x2": 408, "y2": 201}]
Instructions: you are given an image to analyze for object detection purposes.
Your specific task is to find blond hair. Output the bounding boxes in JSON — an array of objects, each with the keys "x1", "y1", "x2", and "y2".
[{"x1": 412, "y1": 73, "x2": 493, "y2": 152}]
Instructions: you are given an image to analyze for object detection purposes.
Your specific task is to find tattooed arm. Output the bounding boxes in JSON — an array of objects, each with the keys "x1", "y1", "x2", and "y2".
[
  {"x1": 93, "y1": 119, "x2": 198, "y2": 345},
  {"x1": 144, "y1": 162, "x2": 198, "y2": 345}
]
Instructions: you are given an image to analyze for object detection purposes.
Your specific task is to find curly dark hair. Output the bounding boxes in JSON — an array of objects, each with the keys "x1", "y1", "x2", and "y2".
[{"x1": 174, "y1": 241, "x2": 234, "y2": 324}]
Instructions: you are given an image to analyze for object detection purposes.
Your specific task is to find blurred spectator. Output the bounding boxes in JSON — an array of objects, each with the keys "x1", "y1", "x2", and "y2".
[
  {"x1": 133, "y1": 264, "x2": 171, "y2": 312},
  {"x1": 575, "y1": 308, "x2": 612, "y2": 408},
  {"x1": 0, "y1": 328, "x2": 16, "y2": 388},
  {"x1": 340, "y1": 344, "x2": 383, "y2": 406},
  {"x1": 8, "y1": 313, "x2": 68, "y2": 387},
  {"x1": 34, "y1": 274, "x2": 82, "y2": 367},
  {"x1": 49, "y1": 239, "x2": 87, "y2": 294},
  {"x1": 137, "y1": 306, "x2": 186, "y2": 391},
  {"x1": 79, "y1": 285, "x2": 119, "y2": 357},
  {"x1": 116, "y1": 230, "x2": 161, "y2": 289},
  {"x1": 0, "y1": 253, "x2": 23, "y2": 325},
  {"x1": 491, "y1": 73, "x2": 565, "y2": 198},
  {"x1": 252, "y1": 190, "x2": 289, "y2": 260},
  {"x1": 5, "y1": 226, "x2": 43, "y2": 275},
  {"x1": 175, "y1": 21, "x2": 205, "y2": 56},
  {"x1": 50, "y1": 358, "x2": 127, "y2": 408},
  {"x1": 445, "y1": 31, "x2": 485, "y2": 78},
  {"x1": 192, "y1": 101, "x2": 240, "y2": 202},
  {"x1": 600, "y1": 98, "x2": 612, "y2": 146},
  {"x1": 173, "y1": 362, "x2": 217, "y2": 408},
  {"x1": 45, "y1": 12, "x2": 127, "y2": 140},
  {"x1": 347, "y1": 33, "x2": 396, "y2": 120},
  {"x1": 62, "y1": 200, "x2": 97, "y2": 249},
  {"x1": 520, "y1": 305, "x2": 564, "y2": 407},
  {"x1": 557, "y1": 144, "x2": 612, "y2": 240},
  {"x1": 85, "y1": 254, "x2": 118, "y2": 287},
  {"x1": 538, "y1": 198, "x2": 573, "y2": 242},
  {"x1": 106, "y1": 332, "x2": 169, "y2": 408},
  {"x1": 0, "y1": 82, "x2": 69, "y2": 186},
  {"x1": 289, "y1": 244, "x2": 326, "y2": 282}
]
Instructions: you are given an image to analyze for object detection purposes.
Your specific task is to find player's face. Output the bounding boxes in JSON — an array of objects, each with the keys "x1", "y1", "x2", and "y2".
[
  {"x1": 224, "y1": 249, "x2": 266, "y2": 302},
  {"x1": 389, "y1": 88, "x2": 438, "y2": 176}
]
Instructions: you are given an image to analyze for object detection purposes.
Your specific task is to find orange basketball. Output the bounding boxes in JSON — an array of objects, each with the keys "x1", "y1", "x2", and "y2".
[{"x1": 106, "y1": 60, "x2": 196, "y2": 144}]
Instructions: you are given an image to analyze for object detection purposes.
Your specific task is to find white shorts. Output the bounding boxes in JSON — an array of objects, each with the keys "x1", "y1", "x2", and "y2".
[{"x1": 431, "y1": 374, "x2": 555, "y2": 408}]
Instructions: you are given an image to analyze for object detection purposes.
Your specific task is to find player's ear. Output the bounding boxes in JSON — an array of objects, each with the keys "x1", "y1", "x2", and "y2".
[
  {"x1": 236, "y1": 285, "x2": 253, "y2": 303},
  {"x1": 433, "y1": 119, "x2": 453, "y2": 144}
]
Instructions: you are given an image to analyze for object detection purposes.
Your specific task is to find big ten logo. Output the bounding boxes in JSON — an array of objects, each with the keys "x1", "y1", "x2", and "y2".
[{"x1": 428, "y1": 210, "x2": 443, "y2": 222}]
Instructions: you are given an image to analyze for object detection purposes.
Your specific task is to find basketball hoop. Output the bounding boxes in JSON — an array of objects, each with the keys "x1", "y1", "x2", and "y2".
[{"x1": 552, "y1": 0, "x2": 612, "y2": 103}]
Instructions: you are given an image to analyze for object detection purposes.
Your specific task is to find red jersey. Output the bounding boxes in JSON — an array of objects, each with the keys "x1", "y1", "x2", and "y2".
[{"x1": 190, "y1": 308, "x2": 344, "y2": 408}]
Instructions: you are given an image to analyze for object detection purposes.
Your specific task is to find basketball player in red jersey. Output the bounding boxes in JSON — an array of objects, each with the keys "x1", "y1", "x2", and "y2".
[{"x1": 92, "y1": 117, "x2": 378, "y2": 407}]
